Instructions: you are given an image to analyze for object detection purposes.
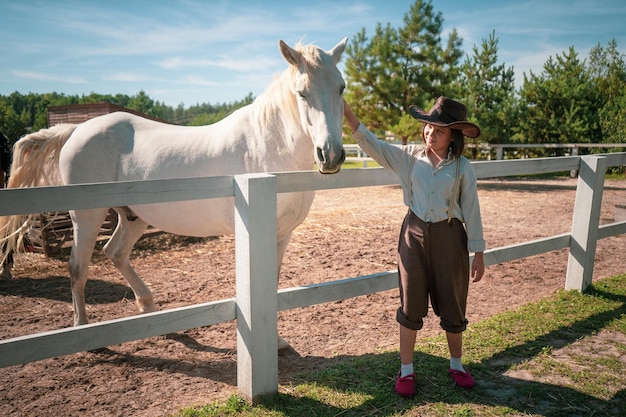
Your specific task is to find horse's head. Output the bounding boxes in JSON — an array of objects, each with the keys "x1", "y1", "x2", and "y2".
[{"x1": 279, "y1": 38, "x2": 347, "y2": 174}]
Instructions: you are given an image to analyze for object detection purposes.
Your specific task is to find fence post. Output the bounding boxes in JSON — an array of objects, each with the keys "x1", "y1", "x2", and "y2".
[
  {"x1": 234, "y1": 173, "x2": 278, "y2": 402},
  {"x1": 569, "y1": 146, "x2": 579, "y2": 178},
  {"x1": 496, "y1": 145, "x2": 504, "y2": 160},
  {"x1": 565, "y1": 155, "x2": 607, "y2": 291}
]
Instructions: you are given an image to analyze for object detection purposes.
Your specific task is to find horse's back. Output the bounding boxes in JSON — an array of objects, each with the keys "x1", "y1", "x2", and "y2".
[{"x1": 60, "y1": 112, "x2": 223, "y2": 184}]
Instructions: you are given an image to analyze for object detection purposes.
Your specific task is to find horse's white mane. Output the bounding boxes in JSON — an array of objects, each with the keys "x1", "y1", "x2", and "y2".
[{"x1": 252, "y1": 42, "x2": 325, "y2": 136}]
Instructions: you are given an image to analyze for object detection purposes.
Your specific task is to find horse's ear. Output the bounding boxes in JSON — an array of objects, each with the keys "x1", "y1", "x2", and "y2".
[
  {"x1": 279, "y1": 40, "x2": 302, "y2": 67},
  {"x1": 330, "y1": 37, "x2": 348, "y2": 64}
]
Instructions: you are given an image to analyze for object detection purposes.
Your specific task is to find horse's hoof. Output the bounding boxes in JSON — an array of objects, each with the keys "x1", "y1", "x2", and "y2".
[
  {"x1": 138, "y1": 299, "x2": 157, "y2": 314},
  {"x1": 0, "y1": 269, "x2": 12, "y2": 280}
]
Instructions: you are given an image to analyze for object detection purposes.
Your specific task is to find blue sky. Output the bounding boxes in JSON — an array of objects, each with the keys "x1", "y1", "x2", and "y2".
[{"x1": 1, "y1": 0, "x2": 625, "y2": 108}]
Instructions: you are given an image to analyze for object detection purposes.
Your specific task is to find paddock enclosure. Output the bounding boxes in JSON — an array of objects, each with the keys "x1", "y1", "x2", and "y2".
[{"x1": 0, "y1": 154, "x2": 625, "y2": 415}]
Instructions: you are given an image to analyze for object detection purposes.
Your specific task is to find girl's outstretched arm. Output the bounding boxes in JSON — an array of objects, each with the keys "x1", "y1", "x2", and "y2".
[{"x1": 343, "y1": 99, "x2": 360, "y2": 133}]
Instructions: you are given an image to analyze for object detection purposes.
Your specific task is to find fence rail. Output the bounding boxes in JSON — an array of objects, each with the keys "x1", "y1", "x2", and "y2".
[
  {"x1": 1, "y1": 153, "x2": 625, "y2": 402},
  {"x1": 345, "y1": 143, "x2": 626, "y2": 165}
]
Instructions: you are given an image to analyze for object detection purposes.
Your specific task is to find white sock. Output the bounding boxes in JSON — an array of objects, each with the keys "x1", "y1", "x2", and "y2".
[
  {"x1": 400, "y1": 362, "x2": 414, "y2": 377},
  {"x1": 450, "y1": 356, "x2": 465, "y2": 372}
]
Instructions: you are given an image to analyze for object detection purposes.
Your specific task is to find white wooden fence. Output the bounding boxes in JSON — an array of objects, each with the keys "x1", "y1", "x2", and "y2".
[
  {"x1": 477, "y1": 143, "x2": 626, "y2": 160},
  {"x1": 345, "y1": 143, "x2": 626, "y2": 164},
  {"x1": 1, "y1": 153, "x2": 626, "y2": 403}
]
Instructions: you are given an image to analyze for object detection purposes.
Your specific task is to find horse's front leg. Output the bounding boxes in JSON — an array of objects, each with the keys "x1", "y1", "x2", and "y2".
[
  {"x1": 276, "y1": 233, "x2": 293, "y2": 351},
  {"x1": 104, "y1": 211, "x2": 155, "y2": 314}
]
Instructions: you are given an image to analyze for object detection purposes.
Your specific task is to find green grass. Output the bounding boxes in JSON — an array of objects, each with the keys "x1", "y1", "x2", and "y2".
[
  {"x1": 170, "y1": 276, "x2": 626, "y2": 417},
  {"x1": 605, "y1": 169, "x2": 626, "y2": 180},
  {"x1": 339, "y1": 160, "x2": 381, "y2": 169}
]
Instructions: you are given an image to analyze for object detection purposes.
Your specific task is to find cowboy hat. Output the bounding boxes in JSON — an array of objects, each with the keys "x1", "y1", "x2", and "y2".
[{"x1": 408, "y1": 96, "x2": 480, "y2": 138}]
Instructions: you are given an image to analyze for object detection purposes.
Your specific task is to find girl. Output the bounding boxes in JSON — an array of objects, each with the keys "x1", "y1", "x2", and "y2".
[{"x1": 343, "y1": 97, "x2": 486, "y2": 396}]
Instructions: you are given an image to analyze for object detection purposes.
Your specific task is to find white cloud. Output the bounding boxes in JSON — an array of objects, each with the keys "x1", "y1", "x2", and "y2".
[
  {"x1": 11, "y1": 70, "x2": 87, "y2": 84},
  {"x1": 181, "y1": 76, "x2": 220, "y2": 87},
  {"x1": 103, "y1": 73, "x2": 163, "y2": 83},
  {"x1": 156, "y1": 54, "x2": 281, "y2": 72}
]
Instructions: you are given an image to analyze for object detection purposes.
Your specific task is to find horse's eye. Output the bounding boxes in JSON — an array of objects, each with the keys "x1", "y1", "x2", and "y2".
[{"x1": 298, "y1": 91, "x2": 306, "y2": 100}]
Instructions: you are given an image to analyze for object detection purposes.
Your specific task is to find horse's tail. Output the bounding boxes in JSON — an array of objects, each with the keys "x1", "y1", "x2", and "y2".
[
  {"x1": 0, "y1": 124, "x2": 78, "y2": 264},
  {"x1": 8, "y1": 123, "x2": 77, "y2": 189}
]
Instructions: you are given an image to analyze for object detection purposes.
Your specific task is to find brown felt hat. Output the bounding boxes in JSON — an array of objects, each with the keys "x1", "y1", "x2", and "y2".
[{"x1": 408, "y1": 96, "x2": 480, "y2": 138}]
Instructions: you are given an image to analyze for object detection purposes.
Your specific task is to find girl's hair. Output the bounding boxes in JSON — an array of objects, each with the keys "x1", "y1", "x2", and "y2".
[
  {"x1": 420, "y1": 127, "x2": 465, "y2": 158},
  {"x1": 450, "y1": 129, "x2": 465, "y2": 158}
]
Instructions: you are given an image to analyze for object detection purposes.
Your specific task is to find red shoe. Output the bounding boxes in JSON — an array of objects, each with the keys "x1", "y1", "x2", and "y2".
[
  {"x1": 449, "y1": 368, "x2": 475, "y2": 388},
  {"x1": 395, "y1": 372, "x2": 415, "y2": 397}
]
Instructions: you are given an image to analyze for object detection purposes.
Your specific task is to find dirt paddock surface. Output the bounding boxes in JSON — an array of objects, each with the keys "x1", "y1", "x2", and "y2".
[{"x1": 1, "y1": 177, "x2": 625, "y2": 416}]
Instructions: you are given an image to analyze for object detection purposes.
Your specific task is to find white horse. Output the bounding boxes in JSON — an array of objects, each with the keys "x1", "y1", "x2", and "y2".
[{"x1": 0, "y1": 38, "x2": 347, "y2": 348}]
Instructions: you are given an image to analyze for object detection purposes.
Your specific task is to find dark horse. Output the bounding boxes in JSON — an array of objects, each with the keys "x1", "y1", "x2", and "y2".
[{"x1": 1, "y1": 131, "x2": 13, "y2": 279}]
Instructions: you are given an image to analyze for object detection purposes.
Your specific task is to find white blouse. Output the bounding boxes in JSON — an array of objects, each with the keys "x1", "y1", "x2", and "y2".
[{"x1": 352, "y1": 123, "x2": 486, "y2": 253}]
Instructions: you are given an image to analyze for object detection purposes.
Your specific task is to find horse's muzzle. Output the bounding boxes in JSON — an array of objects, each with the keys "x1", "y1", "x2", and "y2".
[{"x1": 316, "y1": 146, "x2": 345, "y2": 174}]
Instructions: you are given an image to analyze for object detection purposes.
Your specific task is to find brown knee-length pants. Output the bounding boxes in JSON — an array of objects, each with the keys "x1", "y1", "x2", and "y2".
[{"x1": 396, "y1": 210, "x2": 469, "y2": 333}]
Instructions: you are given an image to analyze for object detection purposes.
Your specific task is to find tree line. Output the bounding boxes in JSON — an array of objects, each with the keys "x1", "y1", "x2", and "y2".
[
  {"x1": 0, "y1": 89, "x2": 254, "y2": 149},
  {"x1": 1, "y1": 0, "x2": 624, "y2": 160},
  {"x1": 344, "y1": 0, "x2": 626, "y2": 158}
]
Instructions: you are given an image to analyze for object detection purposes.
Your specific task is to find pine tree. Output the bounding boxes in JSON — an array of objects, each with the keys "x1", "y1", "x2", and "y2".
[
  {"x1": 457, "y1": 30, "x2": 517, "y2": 155},
  {"x1": 588, "y1": 39, "x2": 626, "y2": 147},
  {"x1": 514, "y1": 47, "x2": 601, "y2": 156},
  {"x1": 343, "y1": 0, "x2": 464, "y2": 144}
]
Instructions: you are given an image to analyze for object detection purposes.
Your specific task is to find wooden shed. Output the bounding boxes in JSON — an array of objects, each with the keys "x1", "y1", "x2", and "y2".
[
  {"x1": 47, "y1": 102, "x2": 172, "y2": 126},
  {"x1": 30, "y1": 103, "x2": 169, "y2": 256}
]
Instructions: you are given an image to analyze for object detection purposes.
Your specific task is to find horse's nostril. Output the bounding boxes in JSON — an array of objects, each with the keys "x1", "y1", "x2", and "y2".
[{"x1": 316, "y1": 147, "x2": 326, "y2": 164}]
